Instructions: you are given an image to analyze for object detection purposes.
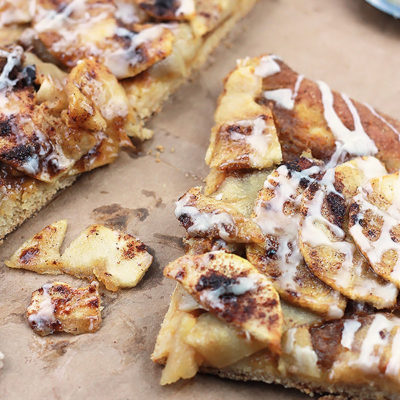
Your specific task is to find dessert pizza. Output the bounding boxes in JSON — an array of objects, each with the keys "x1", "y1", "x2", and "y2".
[
  {"x1": 0, "y1": 0, "x2": 258, "y2": 240},
  {"x1": 153, "y1": 55, "x2": 400, "y2": 399}
]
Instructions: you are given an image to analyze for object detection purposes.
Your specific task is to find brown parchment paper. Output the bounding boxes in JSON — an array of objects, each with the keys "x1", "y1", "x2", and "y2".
[{"x1": 1, "y1": 1, "x2": 400, "y2": 399}]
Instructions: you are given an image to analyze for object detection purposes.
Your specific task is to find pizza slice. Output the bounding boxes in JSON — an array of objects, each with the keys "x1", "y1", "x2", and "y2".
[
  {"x1": 0, "y1": 45, "x2": 135, "y2": 239},
  {"x1": 0, "y1": 0, "x2": 258, "y2": 241},
  {"x1": 153, "y1": 55, "x2": 400, "y2": 399}
]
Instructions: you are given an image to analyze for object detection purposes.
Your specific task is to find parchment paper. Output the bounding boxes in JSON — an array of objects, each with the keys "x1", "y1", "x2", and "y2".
[{"x1": 1, "y1": 1, "x2": 400, "y2": 398}]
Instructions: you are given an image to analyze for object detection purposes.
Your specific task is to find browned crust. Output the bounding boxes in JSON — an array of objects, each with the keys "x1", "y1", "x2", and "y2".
[{"x1": 204, "y1": 367, "x2": 396, "y2": 400}]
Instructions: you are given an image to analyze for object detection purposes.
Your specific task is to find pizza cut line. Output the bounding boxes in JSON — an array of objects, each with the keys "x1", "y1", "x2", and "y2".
[
  {"x1": 153, "y1": 54, "x2": 400, "y2": 399},
  {"x1": 0, "y1": 0, "x2": 259, "y2": 241}
]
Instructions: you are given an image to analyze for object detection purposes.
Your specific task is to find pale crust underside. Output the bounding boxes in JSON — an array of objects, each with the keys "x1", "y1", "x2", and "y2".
[
  {"x1": 0, "y1": 0, "x2": 258, "y2": 241},
  {"x1": 206, "y1": 366, "x2": 395, "y2": 400}
]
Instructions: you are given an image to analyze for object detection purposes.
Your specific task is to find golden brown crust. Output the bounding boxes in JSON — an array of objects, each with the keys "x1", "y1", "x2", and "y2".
[
  {"x1": 0, "y1": 170, "x2": 76, "y2": 241},
  {"x1": 205, "y1": 367, "x2": 391, "y2": 400}
]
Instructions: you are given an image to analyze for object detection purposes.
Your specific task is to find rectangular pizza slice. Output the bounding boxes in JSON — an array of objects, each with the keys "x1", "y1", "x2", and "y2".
[
  {"x1": 0, "y1": 0, "x2": 258, "y2": 240},
  {"x1": 153, "y1": 54, "x2": 400, "y2": 400}
]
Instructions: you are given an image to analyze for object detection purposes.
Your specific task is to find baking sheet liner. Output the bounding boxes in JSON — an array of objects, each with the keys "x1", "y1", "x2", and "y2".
[{"x1": 1, "y1": 0, "x2": 400, "y2": 398}]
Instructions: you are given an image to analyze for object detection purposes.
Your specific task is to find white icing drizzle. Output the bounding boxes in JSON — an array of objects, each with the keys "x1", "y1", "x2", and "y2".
[
  {"x1": 0, "y1": 351, "x2": 3, "y2": 369},
  {"x1": 349, "y1": 173, "x2": 400, "y2": 282},
  {"x1": 34, "y1": 0, "x2": 115, "y2": 69},
  {"x1": 211, "y1": 239, "x2": 230, "y2": 251},
  {"x1": 0, "y1": 0, "x2": 35, "y2": 27},
  {"x1": 317, "y1": 80, "x2": 378, "y2": 157},
  {"x1": 21, "y1": 154, "x2": 39, "y2": 175},
  {"x1": 0, "y1": 87, "x2": 19, "y2": 114},
  {"x1": 228, "y1": 116, "x2": 271, "y2": 166},
  {"x1": 254, "y1": 60, "x2": 378, "y2": 169},
  {"x1": 263, "y1": 74, "x2": 304, "y2": 110},
  {"x1": 114, "y1": 0, "x2": 140, "y2": 25},
  {"x1": 34, "y1": 0, "x2": 164, "y2": 79},
  {"x1": 252, "y1": 162, "x2": 346, "y2": 314},
  {"x1": 0, "y1": 46, "x2": 23, "y2": 91},
  {"x1": 10, "y1": 115, "x2": 74, "y2": 180},
  {"x1": 386, "y1": 328, "x2": 400, "y2": 377},
  {"x1": 301, "y1": 172, "x2": 346, "y2": 248},
  {"x1": 332, "y1": 315, "x2": 400, "y2": 379},
  {"x1": 353, "y1": 156, "x2": 388, "y2": 180},
  {"x1": 255, "y1": 165, "x2": 306, "y2": 236},
  {"x1": 88, "y1": 316, "x2": 96, "y2": 331},
  {"x1": 341, "y1": 319, "x2": 361, "y2": 350},
  {"x1": 34, "y1": 0, "x2": 91, "y2": 33},
  {"x1": 284, "y1": 328, "x2": 320, "y2": 377},
  {"x1": 254, "y1": 164, "x2": 320, "y2": 293},
  {"x1": 175, "y1": 0, "x2": 195, "y2": 16},
  {"x1": 364, "y1": 102, "x2": 400, "y2": 141},
  {"x1": 353, "y1": 314, "x2": 396, "y2": 373},
  {"x1": 254, "y1": 55, "x2": 281, "y2": 78},
  {"x1": 175, "y1": 193, "x2": 237, "y2": 240},
  {"x1": 103, "y1": 25, "x2": 164, "y2": 78},
  {"x1": 300, "y1": 158, "x2": 397, "y2": 304},
  {"x1": 301, "y1": 158, "x2": 386, "y2": 247},
  {"x1": 327, "y1": 302, "x2": 345, "y2": 319},
  {"x1": 263, "y1": 89, "x2": 294, "y2": 110},
  {"x1": 199, "y1": 274, "x2": 259, "y2": 310},
  {"x1": 325, "y1": 142, "x2": 348, "y2": 170},
  {"x1": 230, "y1": 276, "x2": 259, "y2": 295},
  {"x1": 28, "y1": 283, "x2": 57, "y2": 331},
  {"x1": 293, "y1": 74, "x2": 304, "y2": 99}
]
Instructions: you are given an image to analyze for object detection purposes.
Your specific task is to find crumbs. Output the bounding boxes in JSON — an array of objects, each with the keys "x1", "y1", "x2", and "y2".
[{"x1": 147, "y1": 144, "x2": 176, "y2": 162}]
